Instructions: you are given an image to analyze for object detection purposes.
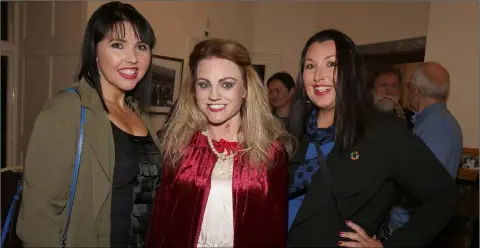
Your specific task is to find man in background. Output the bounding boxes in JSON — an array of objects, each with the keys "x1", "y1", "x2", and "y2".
[
  {"x1": 267, "y1": 72, "x2": 295, "y2": 129},
  {"x1": 387, "y1": 61, "x2": 463, "y2": 234},
  {"x1": 409, "y1": 61, "x2": 463, "y2": 177},
  {"x1": 371, "y1": 66, "x2": 415, "y2": 129}
]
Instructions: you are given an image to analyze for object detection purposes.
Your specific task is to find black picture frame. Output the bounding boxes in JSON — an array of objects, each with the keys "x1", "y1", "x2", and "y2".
[{"x1": 148, "y1": 55, "x2": 184, "y2": 115}]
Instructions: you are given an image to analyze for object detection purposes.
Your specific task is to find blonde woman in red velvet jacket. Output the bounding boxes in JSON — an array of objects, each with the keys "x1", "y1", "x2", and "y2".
[{"x1": 146, "y1": 38, "x2": 294, "y2": 248}]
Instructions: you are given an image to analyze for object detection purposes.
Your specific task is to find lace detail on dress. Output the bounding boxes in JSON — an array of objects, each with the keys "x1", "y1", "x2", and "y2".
[
  {"x1": 197, "y1": 157, "x2": 234, "y2": 247},
  {"x1": 211, "y1": 156, "x2": 233, "y2": 179}
]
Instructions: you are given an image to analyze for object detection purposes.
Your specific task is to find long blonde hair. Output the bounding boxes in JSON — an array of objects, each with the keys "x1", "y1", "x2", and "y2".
[{"x1": 160, "y1": 38, "x2": 294, "y2": 169}]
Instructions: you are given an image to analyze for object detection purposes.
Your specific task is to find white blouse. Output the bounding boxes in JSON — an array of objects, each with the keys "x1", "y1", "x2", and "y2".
[{"x1": 197, "y1": 155, "x2": 234, "y2": 247}]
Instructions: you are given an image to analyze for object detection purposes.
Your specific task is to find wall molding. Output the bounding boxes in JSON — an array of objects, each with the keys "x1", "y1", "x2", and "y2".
[
  {"x1": 359, "y1": 36, "x2": 427, "y2": 64},
  {"x1": 358, "y1": 36, "x2": 427, "y2": 56}
]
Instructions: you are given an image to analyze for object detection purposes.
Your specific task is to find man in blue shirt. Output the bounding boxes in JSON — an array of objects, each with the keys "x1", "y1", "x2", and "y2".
[
  {"x1": 387, "y1": 61, "x2": 463, "y2": 233},
  {"x1": 410, "y1": 62, "x2": 463, "y2": 177}
]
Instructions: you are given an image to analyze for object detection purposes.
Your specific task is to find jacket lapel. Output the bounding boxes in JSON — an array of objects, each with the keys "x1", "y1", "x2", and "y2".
[
  {"x1": 77, "y1": 82, "x2": 112, "y2": 221},
  {"x1": 84, "y1": 111, "x2": 113, "y2": 219}
]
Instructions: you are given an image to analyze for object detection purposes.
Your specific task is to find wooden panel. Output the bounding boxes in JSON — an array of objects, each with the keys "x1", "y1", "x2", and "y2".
[
  {"x1": 54, "y1": 2, "x2": 84, "y2": 52},
  {"x1": 463, "y1": 147, "x2": 479, "y2": 156},
  {"x1": 18, "y1": 1, "x2": 86, "y2": 164},
  {"x1": 22, "y1": 56, "x2": 49, "y2": 148},
  {"x1": 458, "y1": 168, "x2": 478, "y2": 182},
  {"x1": 358, "y1": 36, "x2": 426, "y2": 56},
  {"x1": 428, "y1": 183, "x2": 478, "y2": 248},
  {"x1": 363, "y1": 50, "x2": 425, "y2": 64},
  {"x1": 23, "y1": 2, "x2": 52, "y2": 51},
  {"x1": 52, "y1": 54, "x2": 79, "y2": 94}
]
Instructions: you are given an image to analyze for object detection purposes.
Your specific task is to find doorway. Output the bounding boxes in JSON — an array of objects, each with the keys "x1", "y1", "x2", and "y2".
[{"x1": 359, "y1": 36, "x2": 426, "y2": 109}]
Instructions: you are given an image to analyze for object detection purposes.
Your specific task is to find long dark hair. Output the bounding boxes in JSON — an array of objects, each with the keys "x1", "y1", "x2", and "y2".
[
  {"x1": 76, "y1": 1, "x2": 156, "y2": 111},
  {"x1": 288, "y1": 29, "x2": 373, "y2": 151}
]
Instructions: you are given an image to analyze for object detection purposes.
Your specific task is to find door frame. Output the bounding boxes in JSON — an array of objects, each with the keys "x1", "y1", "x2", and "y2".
[{"x1": 1, "y1": 2, "x2": 21, "y2": 167}]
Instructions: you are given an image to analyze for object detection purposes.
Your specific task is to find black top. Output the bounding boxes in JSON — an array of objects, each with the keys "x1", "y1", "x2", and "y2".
[
  {"x1": 288, "y1": 110, "x2": 458, "y2": 247},
  {"x1": 110, "y1": 122, "x2": 161, "y2": 248}
]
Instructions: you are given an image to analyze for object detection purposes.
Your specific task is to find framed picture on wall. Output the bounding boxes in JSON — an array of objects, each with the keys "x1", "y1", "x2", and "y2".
[
  {"x1": 461, "y1": 148, "x2": 479, "y2": 170},
  {"x1": 148, "y1": 55, "x2": 184, "y2": 115},
  {"x1": 457, "y1": 147, "x2": 479, "y2": 182}
]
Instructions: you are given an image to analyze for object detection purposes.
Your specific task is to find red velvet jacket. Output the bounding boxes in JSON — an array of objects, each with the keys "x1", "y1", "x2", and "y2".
[{"x1": 146, "y1": 132, "x2": 288, "y2": 248}]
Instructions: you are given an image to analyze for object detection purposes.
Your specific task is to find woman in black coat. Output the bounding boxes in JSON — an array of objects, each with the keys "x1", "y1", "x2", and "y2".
[{"x1": 287, "y1": 29, "x2": 458, "y2": 247}]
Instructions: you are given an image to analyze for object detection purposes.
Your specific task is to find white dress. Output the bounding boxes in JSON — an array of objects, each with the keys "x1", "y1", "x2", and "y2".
[{"x1": 197, "y1": 153, "x2": 235, "y2": 247}]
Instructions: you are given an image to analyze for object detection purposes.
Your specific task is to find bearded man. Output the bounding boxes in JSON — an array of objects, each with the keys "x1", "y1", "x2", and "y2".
[{"x1": 371, "y1": 66, "x2": 415, "y2": 129}]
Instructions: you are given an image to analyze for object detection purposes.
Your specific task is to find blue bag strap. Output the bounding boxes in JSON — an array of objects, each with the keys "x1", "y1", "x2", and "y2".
[
  {"x1": 0, "y1": 87, "x2": 85, "y2": 248},
  {"x1": 1, "y1": 180, "x2": 23, "y2": 247},
  {"x1": 60, "y1": 87, "x2": 86, "y2": 248},
  {"x1": 64, "y1": 88, "x2": 78, "y2": 94}
]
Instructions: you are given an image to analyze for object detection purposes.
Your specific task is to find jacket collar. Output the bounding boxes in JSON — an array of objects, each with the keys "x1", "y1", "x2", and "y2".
[
  {"x1": 412, "y1": 102, "x2": 447, "y2": 126},
  {"x1": 76, "y1": 81, "x2": 104, "y2": 114}
]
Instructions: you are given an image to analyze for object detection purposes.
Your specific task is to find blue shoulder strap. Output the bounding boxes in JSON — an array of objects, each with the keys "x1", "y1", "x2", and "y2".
[
  {"x1": 0, "y1": 87, "x2": 86, "y2": 248},
  {"x1": 64, "y1": 88, "x2": 78, "y2": 94},
  {"x1": 60, "y1": 87, "x2": 86, "y2": 247}
]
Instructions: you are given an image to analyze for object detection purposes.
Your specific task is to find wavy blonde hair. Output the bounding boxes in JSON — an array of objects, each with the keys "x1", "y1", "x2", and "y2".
[{"x1": 160, "y1": 38, "x2": 294, "y2": 169}]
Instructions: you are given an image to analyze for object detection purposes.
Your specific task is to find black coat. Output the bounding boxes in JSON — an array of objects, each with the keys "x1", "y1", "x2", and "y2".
[{"x1": 288, "y1": 110, "x2": 458, "y2": 247}]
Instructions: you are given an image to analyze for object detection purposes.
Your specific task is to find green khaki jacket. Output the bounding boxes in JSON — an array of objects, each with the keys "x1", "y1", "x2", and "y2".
[{"x1": 16, "y1": 82, "x2": 161, "y2": 247}]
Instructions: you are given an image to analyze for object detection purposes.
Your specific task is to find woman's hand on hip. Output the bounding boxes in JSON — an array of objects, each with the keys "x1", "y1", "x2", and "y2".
[{"x1": 338, "y1": 220, "x2": 383, "y2": 247}]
